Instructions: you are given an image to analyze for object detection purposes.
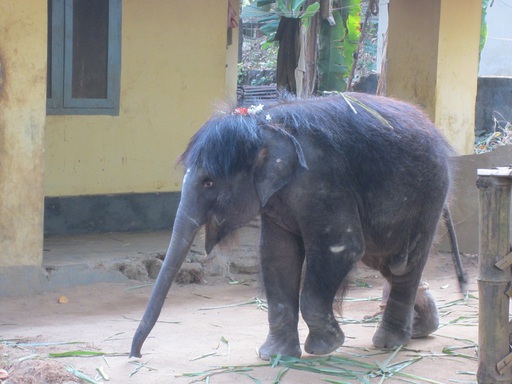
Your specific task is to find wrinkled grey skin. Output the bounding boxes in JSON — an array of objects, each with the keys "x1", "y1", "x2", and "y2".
[{"x1": 130, "y1": 94, "x2": 456, "y2": 360}]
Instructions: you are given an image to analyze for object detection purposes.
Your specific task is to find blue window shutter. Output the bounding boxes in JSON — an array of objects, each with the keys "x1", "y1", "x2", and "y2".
[{"x1": 47, "y1": 0, "x2": 121, "y2": 116}]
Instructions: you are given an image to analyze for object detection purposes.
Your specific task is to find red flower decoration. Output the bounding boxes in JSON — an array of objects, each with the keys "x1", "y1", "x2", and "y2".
[{"x1": 234, "y1": 107, "x2": 248, "y2": 115}]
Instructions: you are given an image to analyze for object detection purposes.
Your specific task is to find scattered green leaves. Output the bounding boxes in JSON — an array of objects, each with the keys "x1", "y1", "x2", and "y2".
[
  {"x1": 336, "y1": 315, "x2": 381, "y2": 325},
  {"x1": 65, "y1": 366, "x2": 100, "y2": 384},
  {"x1": 49, "y1": 350, "x2": 106, "y2": 358},
  {"x1": 351, "y1": 279, "x2": 373, "y2": 288},
  {"x1": 181, "y1": 348, "x2": 448, "y2": 383},
  {"x1": 190, "y1": 351, "x2": 218, "y2": 361},
  {"x1": 125, "y1": 283, "x2": 154, "y2": 290},
  {"x1": 438, "y1": 315, "x2": 478, "y2": 329},
  {"x1": 342, "y1": 94, "x2": 395, "y2": 130},
  {"x1": 3, "y1": 340, "x2": 85, "y2": 348},
  {"x1": 129, "y1": 359, "x2": 157, "y2": 377},
  {"x1": 180, "y1": 365, "x2": 266, "y2": 382},
  {"x1": 475, "y1": 113, "x2": 512, "y2": 154},
  {"x1": 96, "y1": 366, "x2": 110, "y2": 381},
  {"x1": 343, "y1": 296, "x2": 381, "y2": 302},
  {"x1": 198, "y1": 297, "x2": 268, "y2": 311}
]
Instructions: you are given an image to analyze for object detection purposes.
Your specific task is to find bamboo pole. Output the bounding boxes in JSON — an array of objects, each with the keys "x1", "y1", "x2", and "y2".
[{"x1": 477, "y1": 171, "x2": 512, "y2": 383}]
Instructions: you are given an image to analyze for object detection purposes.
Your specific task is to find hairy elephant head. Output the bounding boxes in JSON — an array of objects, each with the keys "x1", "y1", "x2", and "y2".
[{"x1": 130, "y1": 111, "x2": 307, "y2": 358}]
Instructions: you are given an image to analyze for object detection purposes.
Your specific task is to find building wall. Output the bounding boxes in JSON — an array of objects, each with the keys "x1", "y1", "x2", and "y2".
[
  {"x1": 387, "y1": 0, "x2": 481, "y2": 155},
  {"x1": 45, "y1": 0, "x2": 235, "y2": 197},
  {"x1": 386, "y1": 0, "x2": 440, "y2": 119},
  {"x1": 0, "y1": 0, "x2": 47, "y2": 267}
]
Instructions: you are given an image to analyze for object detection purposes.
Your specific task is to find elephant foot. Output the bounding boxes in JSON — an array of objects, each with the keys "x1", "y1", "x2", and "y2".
[
  {"x1": 412, "y1": 282, "x2": 439, "y2": 338},
  {"x1": 304, "y1": 327, "x2": 345, "y2": 355},
  {"x1": 258, "y1": 333, "x2": 301, "y2": 361},
  {"x1": 372, "y1": 325, "x2": 411, "y2": 349}
]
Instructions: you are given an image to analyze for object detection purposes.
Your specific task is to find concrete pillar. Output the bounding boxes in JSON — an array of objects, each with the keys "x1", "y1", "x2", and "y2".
[
  {"x1": 226, "y1": 0, "x2": 240, "y2": 101},
  {"x1": 386, "y1": 0, "x2": 481, "y2": 155},
  {"x1": 0, "y1": 1, "x2": 47, "y2": 279},
  {"x1": 435, "y1": 0, "x2": 481, "y2": 155}
]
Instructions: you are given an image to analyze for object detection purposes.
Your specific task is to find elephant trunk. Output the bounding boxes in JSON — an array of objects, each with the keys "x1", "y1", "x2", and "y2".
[{"x1": 130, "y1": 202, "x2": 200, "y2": 358}]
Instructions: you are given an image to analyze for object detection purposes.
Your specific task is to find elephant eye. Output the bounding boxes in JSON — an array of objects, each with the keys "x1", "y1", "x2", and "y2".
[{"x1": 203, "y1": 179, "x2": 213, "y2": 189}]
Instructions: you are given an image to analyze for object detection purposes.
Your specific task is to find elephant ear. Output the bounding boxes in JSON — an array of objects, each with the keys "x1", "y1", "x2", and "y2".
[{"x1": 254, "y1": 127, "x2": 308, "y2": 207}]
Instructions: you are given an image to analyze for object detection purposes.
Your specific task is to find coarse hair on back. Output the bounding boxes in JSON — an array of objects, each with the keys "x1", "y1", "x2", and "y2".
[{"x1": 180, "y1": 93, "x2": 454, "y2": 186}]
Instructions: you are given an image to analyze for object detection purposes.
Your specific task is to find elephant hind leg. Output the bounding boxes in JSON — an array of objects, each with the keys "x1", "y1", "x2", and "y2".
[
  {"x1": 412, "y1": 282, "x2": 439, "y2": 338},
  {"x1": 373, "y1": 213, "x2": 441, "y2": 348},
  {"x1": 374, "y1": 279, "x2": 439, "y2": 348},
  {"x1": 372, "y1": 294, "x2": 414, "y2": 348}
]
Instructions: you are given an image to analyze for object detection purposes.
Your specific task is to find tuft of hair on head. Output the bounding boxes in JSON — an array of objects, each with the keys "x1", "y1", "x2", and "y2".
[
  {"x1": 276, "y1": 89, "x2": 298, "y2": 103},
  {"x1": 180, "y1": 111, "x2": 265, "y2": 178},
  {"x1": 213, "y1": 99, "x2": 238, "y2": 116}
]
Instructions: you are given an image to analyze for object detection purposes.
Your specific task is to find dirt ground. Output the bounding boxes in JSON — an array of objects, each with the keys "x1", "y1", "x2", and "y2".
[{"x1": 0, "y1": 253, "x2": 479, "y2": 384}]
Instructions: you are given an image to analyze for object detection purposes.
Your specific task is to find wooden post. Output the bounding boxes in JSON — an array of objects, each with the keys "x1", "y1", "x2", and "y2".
[{"x1": 477, "y1": 168, "x2": 512, "y2": 383}]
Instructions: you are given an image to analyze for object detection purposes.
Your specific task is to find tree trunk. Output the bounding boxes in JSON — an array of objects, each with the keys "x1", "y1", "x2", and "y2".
[{"x1": 298, "y1": 12, "x2": 320, "y2": 97}]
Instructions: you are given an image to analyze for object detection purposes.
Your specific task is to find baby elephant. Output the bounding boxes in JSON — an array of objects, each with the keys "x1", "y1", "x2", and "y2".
[{"x1": 131, "y1": 93, "x2": 463, "y2": 360}]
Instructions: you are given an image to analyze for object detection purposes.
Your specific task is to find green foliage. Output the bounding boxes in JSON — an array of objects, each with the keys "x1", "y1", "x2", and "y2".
[
  {"x1": 318, "y1": 0, "x2": 361, "y2": 93},
  {"x1": 259, "y1": 0, "x2": 319, "y2": 19},
  {"x1": 247, "y1": 0, "x2": 320, "y2": 41},
  {"x1": 318, "y1": 10, "x2": 346, "y2": 92},
  {"x1": 300, "y1": 2, "x2": 320, "y2": 20},
  {"x1": 344, "y1": 0, "x2": 361, "y2": 62},
  {"x1": 243, "y1": 0, "x2": 362, "y2": 93},
  {"x1": 480, "y1": 0, "x2": 492, "y2": 55}
]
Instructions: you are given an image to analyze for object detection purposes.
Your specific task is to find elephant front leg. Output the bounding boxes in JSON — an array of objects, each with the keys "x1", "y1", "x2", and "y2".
[
  {"x1": 300, "y1": 229, "x2": 364, "y2": 355},
  {"x1": 258, "y1": 217, "x2": 304, "y2": 360},
  {"x1": 301, "y1": 291, "x2": 346, "y2": 355}
]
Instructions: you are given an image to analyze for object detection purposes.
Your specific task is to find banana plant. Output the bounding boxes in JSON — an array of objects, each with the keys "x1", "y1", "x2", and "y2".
[
  {"x1": 245, "y1": 0, "x2": 320, "y2": 93},
  {"x1": 243, "y1": 0, "x2": 360, "y2": 94},
  {"x1": 257, "y1": 0, "x2": 320, "y2": 19},
  {"x1": 480, "y1": 0, "x2": 492, "y2": 56},
  {"x1": 247, "y1": 0, "x2": 320, "y2": 41},
  {"x1": 318, "y1": 0, "x2": 361, "y2": 93}
]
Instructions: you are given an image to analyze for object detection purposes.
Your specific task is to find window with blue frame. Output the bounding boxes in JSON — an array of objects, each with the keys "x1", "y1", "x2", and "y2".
[{"x1": 47, "y1": 0, "x2": 122, "y2": 116}]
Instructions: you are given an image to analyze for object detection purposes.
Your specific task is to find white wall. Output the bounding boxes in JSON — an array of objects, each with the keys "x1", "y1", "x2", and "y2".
[{"x1": 479, "y1": 0, "x2": 512, "y2": 76}]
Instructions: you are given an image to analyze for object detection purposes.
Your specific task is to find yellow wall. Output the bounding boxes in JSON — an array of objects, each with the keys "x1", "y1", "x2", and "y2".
[
  {"x1": 45, "y1": 0, "x2": 235, "y2": 197},
  {"x1": 387, "y1": 0, "x2": 440, "y2": 118},
  {"x1": 0, "y1": 0, "x2": 47, "y2": 266},
  {"x1": 434, "y1": 0, "x2": 481, "y2": 155},
  {"x1": 387, "y1": 0, "x2": 481, "y2": 155}
]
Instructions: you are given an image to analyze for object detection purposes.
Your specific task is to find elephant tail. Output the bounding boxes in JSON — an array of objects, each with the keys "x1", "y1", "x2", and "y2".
[{"x1": 442, "y1": 207, "x2": 468, "y2": 293}]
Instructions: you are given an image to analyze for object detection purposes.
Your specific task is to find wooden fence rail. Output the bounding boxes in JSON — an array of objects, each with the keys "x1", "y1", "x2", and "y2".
[{"x1": 237, "y1": 85, "x2": 278, "y2": 106}]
